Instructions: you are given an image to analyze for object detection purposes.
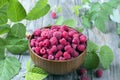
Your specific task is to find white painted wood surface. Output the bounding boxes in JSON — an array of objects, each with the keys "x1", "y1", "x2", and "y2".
[{"x1": 12, "y1": 0, "x2": 120, "y2": 80}]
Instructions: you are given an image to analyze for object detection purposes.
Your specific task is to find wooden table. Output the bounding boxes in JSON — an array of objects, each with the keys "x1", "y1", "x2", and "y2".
[{"x1": 12, "y1": 0, "x2": 120, "y2": 80}]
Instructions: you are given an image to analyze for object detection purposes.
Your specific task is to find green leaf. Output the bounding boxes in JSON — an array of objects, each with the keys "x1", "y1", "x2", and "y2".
[
  {"x1": 0, "y1": 0, "x2": 8, "y2": 8},
  {"x1": 72, "y1": 5, "x2": 80, "y2": 16},
  {"x1": 6, "y1": 38, "x2": 28, "y2": 54},
  {"x1": 90, "y1": 2, "x2": 101, "y2": 12},
  {"x1": 57, "y1": 6, "x2": 62, "y2": 13},
  {"x1": 7, "y1": 0, "x2": 26, "y2": 22},
  {"x1": 0, "y1": 24, "x2": 10, "y2": 35},
  {"x1": 75, "y1": 27, "x2": 84, "y2": 32},
  {"x1": 55, "y1": 16, "x2": 64, "y2": 25},
  {"x1": 82, "y1": 16, "x2": 91, "y2": 28},
  {"x1": 25, "y1": 67, "x2": 48, "y2": 80},
  {"x1": 110, "y1": 9, "x2": 120, "y2": 23},
  {"x1": 26, "y1": 0, "x2": 50, "y2": 20},
  {"x1": 84, "y1": 52, "x2": 99, "y2": 69},
  {"x1": 87, "y1": 40, "x2": 99, "y2": 53},
  {"x1": 0, "y1": 38, "x2": 6, "y2": 60},
  {"x1": 63, "y1": 19, "x2": 76, "y2": 28},
  {"x1": 94, "y1": 15, "x2": 107, "y2": 33},
  {"x1": 82, "y1": 0, "x2": 90, "y2": 4},
  {"x1": 7, "y1": 23, "x2": 26, "y2": 39},
  {"x1": 0, "y1": 4, "x2": 8, "y2": 25},
  {"x1": 25, "y1": 72, "x2": 48, "y2": 80},
  {"x1": 26, "y1": 59, "x2": 32, "y2": 72},
  {"x1": 0, "y1": 56, "x2": 21, "y2": 80},
  {"x1": 99, "y1": 45, "x2": 114, "y2": 69},
  {"x1": 117, "y1": 24, "x2": 120, "y2": 34}
]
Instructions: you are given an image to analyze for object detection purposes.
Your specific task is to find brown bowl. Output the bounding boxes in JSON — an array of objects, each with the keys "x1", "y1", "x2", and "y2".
[{"x1": 28, "y1": 27, "x2": 87, "y2": 75}]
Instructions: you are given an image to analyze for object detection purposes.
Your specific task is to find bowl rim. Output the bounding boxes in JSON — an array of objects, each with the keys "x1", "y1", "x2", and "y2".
[{"x1": 28, "y1": 26, "x2": 87, "y2": 62}]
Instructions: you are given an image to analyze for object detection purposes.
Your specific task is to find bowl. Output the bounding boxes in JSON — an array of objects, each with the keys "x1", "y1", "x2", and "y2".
[{"x1": 28, "y1": 26, "x2": 87, "y2": 75}]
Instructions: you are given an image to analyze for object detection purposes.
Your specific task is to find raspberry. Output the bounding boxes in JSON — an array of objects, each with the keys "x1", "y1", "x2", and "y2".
[
  {"x1": 78, "y1": 68, "x2": 87, "y2": 75},
  {"x1": 57, "y1": 44, "x2": 64, "y2": 50},
  {"x1": 37, "y1": 37, "x2": 44, "y2": 42},
  {"x1": 80, "y1": 35, "x2": 87, "y2": 43},
  {"x1": 61, "y1": 25, "x2": 69, "y2": 31},
  {"x1": 80, "y1": 75, "x2": 89, "y2": 80},
  {"x1": 50, "y1": 37, "x2": 58, "y2": 45},
  {"x1": 71, "y1": 50, "x2": 79, "y2": 57},
  {"x1": 73, "y1": 34, "x2": 79, "y2": 38},
  {"x1": 47, "y1": 30, "x2": 53, "y2": 38},
  {"x1": 96, "y1": 69, "x2": 103, "y2": 78},
  {"x1": 41, "y1": 31, "x2": 48, "y2": 38},
  {"x1": 53, "y1": 31, "x2": 62, "y2": 39},
  {"x1": 34, "y1": 47, "x2": 40, "y2": 55},
  {"x1": 40, "y1": 48, "x2": 46, "y2": 55},
  {"x1": 35, "y1": 41, "x2": 39, "y2": 47},
  {"x1": 63, "y1": 52, "x2": 71, "y2": 60},
  {"x1": 64, "y1": 45, "x2": 71, "y2": 51},
  {"x1": 51, "y1": 11, "x2": 57, "y2": 19},
  {"x1": 31, "y1": 47, "x2": 35, "y2": 51},
  {"x1": 42, "y1": 54, "x2": 48, "y2": 59},
  {"x1": 33, "y1": 29, "x2": 41, "y2": 36},
  {"x1": 62, "y1": 31, "x2": 69, "y2": 39},
  {"x1": 30, "y1": 39, "x2": 36, "y2": 47},
  {"x1": 67, "y1": 37, "x2": 72, "y2": 43},
  {"x1": 72, "y1": 37, "x2": 80, "y2": 44},
  {"x1": 48, "y1": 55, "x2": 54, "y2": 60},
  {"x1": 59, "y1": 38, "x2": 68, "y2": 46},
  {"x1": 72, "y1": 44, "x2": 77, "y2": 49},
  {"x1": 59, "y1": 56, "x2": 65, "y2": 60},
  {"x1": 77, "y1": 44, "x2": 86, "y2": 51},
  {"x1": 51, "y1": 45, "x2": 57, "y2": 53},
  {"x1": 68, "y1": 31, "x2": 77, "y2": 37},
  {"x1": 47, "y1": 49, "x2": 53, "y2": 55},
  {"x1": 55, "y1": 51, "x2": 63, "y2": 58},
  {"x1": 39, "y1": 41, "x2": 43, "y2": 48},
  {"x1": 43, "y1": 39, "x2": 50, "y2": 47}
]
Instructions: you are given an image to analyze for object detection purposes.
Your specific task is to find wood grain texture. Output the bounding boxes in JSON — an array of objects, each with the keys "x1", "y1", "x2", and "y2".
[{"x1": 11, "y1": 0, "x2": 120, "y2": 80}]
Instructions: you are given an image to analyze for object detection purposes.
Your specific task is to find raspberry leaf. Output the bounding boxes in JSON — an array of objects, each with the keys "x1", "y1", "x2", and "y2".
[
  {"x1": 99, "y1": 45, "x2": 114, "y2": 69},
  {"x1": 26, "y1": 0, "x2": 50, "y2": 20},
  {"x1": 63, "y1": 19, "x2": 76, "y2": 28},
  {"x1": 7, "y1": 0, "x2": 26, "y2": 22},
  {"x1": 6, "y1": 38, "x2": 28, "y2": 54},
  {"x1": 0, "y1": 24, "x2": 10, "y2": 35},
  {"x1": 25, "y1": 67, "x2": 48, "y2": 80},
  {"x1": 82, "y1": 16, "x2": 91, "y2": 28},
  {"x1": 0, "y1": 38, "x2": 6, "y2": 60},
  {"x1": 7, "y1": 23, "x2": 26, "y2": 39},
  {"x1": 55, "y1": 16, "x2": 64, "y2": 25},
  {"x1": 0, "y1": 0, "x2": 8, "y2": 8},
  {"x1": 0, "y1": 4, "x2": 8, "y2": 25},
  {"x1": 84, "y1": 52, "x2": 99, "y2": 69},
  {"x1": 87, "y1": 40, "x2": 99, "y2": 53},
  {"x1": 0, "y1": 56, "x2": 21, "y2": 80}
]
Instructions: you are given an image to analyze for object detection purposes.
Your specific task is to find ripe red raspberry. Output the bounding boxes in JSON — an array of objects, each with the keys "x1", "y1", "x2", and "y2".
[
  {"x1": 71, "y1": 50, "x2": 79, "y2": 57},
  {"x1": 63, "y1": 52, "x2": 71, "y2": 60},
  {"x1": 37, "y1": 37, "x2": 44, "y2": 42},
  {"x1": 80, "y1": 35, "x2": 87, "y2": 43},
  {"x1": 43, "y1": 39, "x2": 50, "y2": 47},
  {"x1": 80, "y1": 75, "x2": 89, "y2": 80},
  {"x1": 35, "y1": 41, "x2": 39, "y2": 47},
  {"x1": 33, "y1": 29, "x2": 41, "y2": 36},
  {"x1": 77, "y1": 44, "x2": 86, "y2": 51},
  {"x1": 78, "y1": 68, "x2": 87, "y2": 75},
  {"x1": 72, "y1": 44, "x2": 77, "y2": 49},
  {"x1": 55, "y1": 51, "x2": 63, "y2": 58},
  {"x1": 51, "y1": 45, "x2": 57, "y2": 53},
  {"x1": 96, "y1": 69, "x2": 103, "y2": 78},
  {"x1": 40, "y1": 48, "x2": 46, "y2": 55},
  {"x1": 50, "y1": 37, "x2": 58, "y2": 45},
  {"x1": 73, "y1": 34, "x2": 79, "y2": 38},
  {"x1": 48, "y1": 55, "x2": 54, "y2": 60},
  {"x1": 59, "y1": 56, "x2": 65, "y2": 60},
  {"x1": 47, "y1": 30, "x2": 53, "y2": 38},
  {"x1": 67, "y1": 37, "x2": 72, "y2": 43},
  {"x1": 30, "y1": 39, "x2": 36, "y2": 47},
  {"x1": 41, "y1": 31, "x2": 48, "y2": 38},
  {"x1": 53, "y1": 31, "x2": 62, "y2": 39},
  {"x1": 61, "y1": 25, "x2": 69, "y2": 31},
  {"x1": 39, "y1": 41, "x2": 43, "y2": 48},
  {"x1": 68, "y1": 31, "x2": 77, "y2": 37},
  {"x1": 34, "y1": 47, "x2": 40, "y2": 55},
  {"x1": 42, "y1": 54, "x2": 48, "y2": 59},
  {"x1": 51, "y1": 11, "x2": 57, "y2": 19},
  {"x1": 31, "y1": 47, "x2": 35, "y2": 51},
  {"x1": 64, "y1": 45, "x2": 71, "y2": 51},
  {"x1": 62, "y1": 31, "x2": 69, "y2": 39},
  {"x1": 72, "y1": 37, "x2": 80, "y2": 44},
  {"x1": 57, "y1": 44, "x2": 64, "y2": 50},
  {"x1": 59, "y1": 38, "x2": 68, "y2": 46},
  {"x1": 46, "y1": 49, "x2": 53, "y2": 55}
]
